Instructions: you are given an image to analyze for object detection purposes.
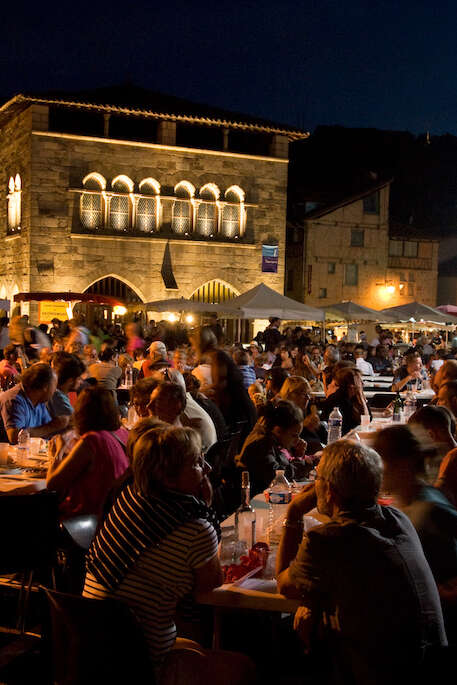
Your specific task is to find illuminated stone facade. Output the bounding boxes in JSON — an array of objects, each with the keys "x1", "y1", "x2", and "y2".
[
  {"x1": 0, "y1": 93, "x2": 305, "y2": 320},
  {"x1": 286, "y1": 183, "x2": 439, "y2": 309}
]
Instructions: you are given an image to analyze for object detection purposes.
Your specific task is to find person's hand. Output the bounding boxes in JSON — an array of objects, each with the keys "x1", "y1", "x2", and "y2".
[
  {"x1": 303, "y1": 413, "x2": 320, "y2": 433},
  {"x1": 293, "y1": 438, "x2": 307, "y2": 459},
  {"x1": 293, "y1": 606, "x2": 314, "y2": 653},
  {"x1": 286, "y1": 482, "x2": 317, "y2": 520}
]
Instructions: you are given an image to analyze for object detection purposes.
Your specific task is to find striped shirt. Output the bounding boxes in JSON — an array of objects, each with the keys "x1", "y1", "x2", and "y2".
[{"x1": 83, "y1": 519, "x2": 218, "y2": 664}]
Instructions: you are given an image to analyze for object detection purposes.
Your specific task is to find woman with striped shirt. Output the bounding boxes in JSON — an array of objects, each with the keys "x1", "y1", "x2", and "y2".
[{"x1": 84, "y1": 425, "x2": 254, "y2": 684}]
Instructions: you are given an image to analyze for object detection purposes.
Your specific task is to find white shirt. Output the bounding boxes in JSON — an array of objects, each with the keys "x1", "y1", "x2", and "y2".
[{"x1": 356, "y1": 357, "x2": 374, "y2": 376}]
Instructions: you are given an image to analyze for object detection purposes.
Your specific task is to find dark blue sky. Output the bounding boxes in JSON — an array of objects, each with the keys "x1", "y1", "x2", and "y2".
[{"x1": 2, "y1": 0, "x2": 457, "y2": 134}]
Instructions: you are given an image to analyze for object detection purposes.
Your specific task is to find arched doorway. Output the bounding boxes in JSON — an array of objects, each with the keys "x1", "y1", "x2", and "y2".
[
  {"x1": 190, "y1": 280, "x2": 249, "y2": 342},
  {"x1": 77, "y1": 276, "x2": 144, "y2": 326}
]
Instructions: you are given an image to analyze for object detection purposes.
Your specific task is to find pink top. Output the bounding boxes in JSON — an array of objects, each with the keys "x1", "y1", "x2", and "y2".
[
  {"x1": 127, "y1": 336, "x2": 145, "y2": 356},
  {"x1": 0, "y1": 359, "x2": 19, "y2": 377},
  {"x1": 59, "y1": 427, "x2": 129, "y2": 520}
]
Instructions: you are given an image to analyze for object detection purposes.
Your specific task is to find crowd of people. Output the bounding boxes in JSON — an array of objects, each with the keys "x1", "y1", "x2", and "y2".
[{"x1": 1, "y1": 311, "x2": 457, "y2": 683}]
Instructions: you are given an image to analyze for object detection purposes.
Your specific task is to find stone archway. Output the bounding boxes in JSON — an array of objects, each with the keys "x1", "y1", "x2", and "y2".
[
  {"x1": 84, "y1": 275, "x2": 145, "y2": 304},
  {"x1": 190, "y1": 279, "x2": 240, "y2": 304}
]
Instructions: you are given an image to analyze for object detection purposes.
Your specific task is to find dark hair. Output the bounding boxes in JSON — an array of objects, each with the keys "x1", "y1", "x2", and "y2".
[
  {"x1": 99, "y1": 345, "x2": 116, "y2": 362},
  {"x1": 52, "y1": 352, "x2": 85, "y2": 386},
  {"x1": 334, "y1": 366, "x2": 361, "y2": 390},
  {"x1": 153, "y1": 381, "x2": 186, "y2": 409},
  {"x1": 183, "y1": 371, "x2": 200, "y2": 393},
  {"x1": 74, "y1": 387, "x2": 120, "y2": 435},
  {"x1": 263, "y1": 400, "x2": 303, "y2": 431},
  {"x1": 131, "y1": 377, "x2": 160, "y2": 404},
  {"x1": 440, "y1": 380, "x2": 457, "y2": 399},
  {"x1": 3, "y1": 344, "x2": 17, "y2": 362},
  {"x1": 266, "y1": 367, "x2": 289, "y2": 392},
  {"x1": 233, "y1": 348, "x2": 250, "y2": 366},
  {"x1": 21, "y1": 363, "x2": 55, "y2": 392},
  {"x1": 373, "y1": 424, "x2": 436, "y2": 475},
  {"x1": 408, "y1": 404, "x2": 455, "y2": 435}
]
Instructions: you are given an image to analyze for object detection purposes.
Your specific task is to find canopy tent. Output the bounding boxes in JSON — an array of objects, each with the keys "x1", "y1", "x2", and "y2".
[
  {"x1": 143, "y1": 297, "x2": 227, "y2": 314},
  {"x1": 13, "y1": 292, "x2": 124, "y2": 306},
  {"x1": 381, "y1": 301, "x2": 457, "y2": 326},
  {"x1": 324, "y1": 300, "x2": 395, "y2": 323},
  {"x1": 436, "y1": 304, "x2": 457, "y2": 316},
  {"x1": 226, "y1": 283, "x2": 325, "y2": 321}
]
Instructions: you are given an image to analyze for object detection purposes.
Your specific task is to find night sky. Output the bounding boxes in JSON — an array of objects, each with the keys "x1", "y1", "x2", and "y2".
[{"x1": 2, "y1": 0, "x2": 457, "y2": 135}]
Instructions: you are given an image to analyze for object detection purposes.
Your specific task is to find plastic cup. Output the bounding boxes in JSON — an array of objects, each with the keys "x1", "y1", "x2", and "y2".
[
  {"x1": 30, "y1": 437, "x2": 42, "y2": 455},
  {"x1": 361, "y1": 414, "x2": 371, "y2": 430},
  {"x1": 0, "y1": 443, "x2": 9, "y2": 465}
]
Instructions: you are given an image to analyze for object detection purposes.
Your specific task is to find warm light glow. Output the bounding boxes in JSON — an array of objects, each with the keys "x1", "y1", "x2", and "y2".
[
  {"x1": 113, "y1": 305, "x2": 127, "y2": 316},
  {"x1": 112, "y1": 175, "x2": 134, "y2": 193},
  {"x1": 82, "y1": 172, "x2": 106, "y2": 190},
  {"x1": 174, "y1": 180, "x2": 195, "y2": 198},
  {"x1": 139, "y1": 178, "x2": 161, "y2": 195},
  {"x1": 66, "y1": 302, "x2": 73, "y2": 320},
  {"x1": 225, "y1": 185, "x2": 245, "y2": 202},
  {"x1": 200, "y1": 183, "x2": 220, "y2": 200},
  {"x1": 386, "y1": 285, "x2": 395, "y2": 294},
  {"x1": 7, "y1": 174, "x2": 21, "y2": 231},
  {"x1": 185, "y1": 314, "x2": 194, "y2": 323},
  {"x1": 399, "y1": 283, "x2": 404, "y2": 290},
  {"x1": 166, "y1": 312, "x2": 178, "y2": 322}
]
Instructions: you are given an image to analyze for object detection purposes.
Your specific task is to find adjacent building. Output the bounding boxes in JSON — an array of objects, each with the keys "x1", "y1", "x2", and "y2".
[{"x1": 0, "y1": 86, "x2": 307, "y2": 322}]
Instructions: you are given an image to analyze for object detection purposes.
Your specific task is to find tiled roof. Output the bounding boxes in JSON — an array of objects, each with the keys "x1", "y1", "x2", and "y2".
[{"x1": 0, "y1": 85, "x2": 308, "y2": 140}]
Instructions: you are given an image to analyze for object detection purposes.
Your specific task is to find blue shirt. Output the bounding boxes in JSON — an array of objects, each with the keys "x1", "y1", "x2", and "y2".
[
  {"x1": 238, "y1": 364, "x2": 257, "y2": 390},
  {"x1": 0, "y1": 383, "x2": 52, "y2": 436}
]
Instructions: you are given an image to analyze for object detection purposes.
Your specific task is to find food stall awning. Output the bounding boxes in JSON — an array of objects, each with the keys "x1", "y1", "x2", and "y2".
[
  {"x1": 324, "y1": 300, "x2": 396, "y2": 323},
  {"x1": 226, "y1": 283, "x2": 325, "y2": 321},
  {"x1": 381, "y1": 301, "x2": 457, "y2": 326},
  {"x1": 13, "y1": 292, "x2": 124, "y2": 306}
]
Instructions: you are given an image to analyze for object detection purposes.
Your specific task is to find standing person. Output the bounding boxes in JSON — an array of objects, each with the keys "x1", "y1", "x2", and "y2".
[
  {"x1": 0, "y1": 317, "x2": 9, "y2": 355},
  {"x1": 277, "y1": 440, "x2": 447, "y2": 684},
  {"x1": 191, "y1": 327, "x2": 256, "y2": 442},
  {"x1": 65, "y1": 316, "x2": 90, "y2": 352},
  {"x1": 125, "y1": 322, "x2": 144, "y2": 357},
  {"x1": 263, "y1": 317, "x2": 282, "y2": 354},
  {"x1": 208, "y1": 312, "x2": 224, "y2": 345}
]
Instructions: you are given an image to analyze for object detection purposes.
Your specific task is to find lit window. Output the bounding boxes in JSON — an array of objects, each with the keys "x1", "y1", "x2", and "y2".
[
  {"x1": 80, "y1": 173, "x2": 105, "y2": 230},
  {"x1": 136, "y1": 178, "x2": 160, "y2": 232},
  {"x1": 404, "y1": 241, "x2": 418, "y2": 257},
  {"x1": 7, "y1": 174, "x2": 21, "y2": 233},
  {"x1": 110, "y1": 176, "x2": 132, "y2": 231},
  {"x1": 345, "y1": 264, "x2": 358, "y2": 286},
  {"x1": 196, "y1": 185, "x2": 219, "y2": 237},
  {"x1": 172, "y1": 181, "x2": 194, "y2": 234},
  {"x1": 222, "y1": 186, "x2": 244, "y2": 238}
]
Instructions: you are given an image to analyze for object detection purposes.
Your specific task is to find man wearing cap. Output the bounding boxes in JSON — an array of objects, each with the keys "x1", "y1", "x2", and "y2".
[{"x1": 141, "y1": 341, "x2": 169, "y2": 378}]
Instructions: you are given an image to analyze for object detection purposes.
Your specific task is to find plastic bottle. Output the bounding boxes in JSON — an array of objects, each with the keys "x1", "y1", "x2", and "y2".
[
  {"x1": 125, "y1": 365, "x2": 133, "y2": 389},
  {"x1": 404, "y1": 391, "x2": 417, "y2": 420},
  {"x1": 266, "y1": 470, "x2": 292, "y2": 549},
  {"x1": 327, "y1": 407, "x2": 343, "y2": 444},
  {"x1": 17, "y1": 428, "x2": 30, "y2": 465},
  {"x1": 392, "y1": 392, "x2": 403, "y2": 422}
]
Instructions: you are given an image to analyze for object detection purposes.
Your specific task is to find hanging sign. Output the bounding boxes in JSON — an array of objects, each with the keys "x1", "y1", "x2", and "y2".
[
  {"x1": 261, "y1": 245, "x2": 279, "y2": 273},
  {"x1": 39, "y1": 301, "x2": 70, "y2": 324}
]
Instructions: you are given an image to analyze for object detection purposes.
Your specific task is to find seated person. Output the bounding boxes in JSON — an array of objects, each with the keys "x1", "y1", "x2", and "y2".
[
  {"x1": 130, "y1": 377, "x2": 160, "y2": 419},
  {"x1": 232, "y1": 348, "x2": 256, "y2": 390},
  {"x1": 88, "y1": 344, "x2": 122, "y2": 393},
  {"x1": 374, "y1": 424, "x2": 457, "y2": 644},
  {"x1": 320, "y1": 367, "x2": 369, "y2": 435},
  {"x1": 265, "y1": 366, "x2": 289, "y2": 401},
  {"x1": 0, "y1": 344, "x2": 20, "y2": 387},
  {"x1": 408, "y1": 404, "x2": 457, "y2": 485},
  {"x1": 370, "y1": 345, "x2": 393, "y2": 374},
  {"x1": 437, "y1": 379, "x2": 457, "y2": 424},
  {"x1": 84, "y1": 426, "x2": 254, "y2": 685},
  {"x1": 48, "y1": 352, "x2": 85, "y2": 423},
  {"x1": 277, "y1": 440, "x2": 447, "y2": 683},
  {"x1": 391, "y1": 351, "x2": 427, "y2": 392},
  {"x1": 46, "y1": 387, "x2": 129, "y2": 519},
  {"x1": 236, "y1": 400, "x2": 310, "y2": 497},
  {"x1": 0, "y1": 363, "x2": 67, "y2": 444},
  {"x1": 277, "y1": 375, "x2": 326, "y2": 452},
  {"x1": 354, "y1": 346, "x2": 374, "y2": 376}
]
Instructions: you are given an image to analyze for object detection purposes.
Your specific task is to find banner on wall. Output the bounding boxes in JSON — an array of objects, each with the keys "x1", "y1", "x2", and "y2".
[
  {"x1": 261, "y1": 245, "x2": 279, "y2": 273},
  {"x1": 39, "y1": 301, "x2": 70, "y2": 324}
]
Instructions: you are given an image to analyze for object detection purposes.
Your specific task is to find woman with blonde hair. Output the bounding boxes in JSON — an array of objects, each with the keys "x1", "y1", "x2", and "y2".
[{"x1": 278, "y1": 375, "x2": 327, "y2": 451}]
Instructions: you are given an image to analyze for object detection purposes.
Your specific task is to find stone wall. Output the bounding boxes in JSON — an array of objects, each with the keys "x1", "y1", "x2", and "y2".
[{"x1": 28, "y1": 119, "x2": 288, "y2": 305}]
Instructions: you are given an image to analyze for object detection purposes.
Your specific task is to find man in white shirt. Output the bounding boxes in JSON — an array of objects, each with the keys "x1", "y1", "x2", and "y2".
[{"x1": 354, "y1": 347, "x2": 374, "y2": 376}]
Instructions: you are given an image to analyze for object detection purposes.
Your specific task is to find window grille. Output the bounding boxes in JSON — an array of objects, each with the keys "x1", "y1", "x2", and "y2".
[
  {"x1": 136, "y1": 197, "x2": 156, "y2": 232},
  {"x1": 196, "y1": 202, "x2": 217, "y2": 236},
  {"x1": 110, "y1": 195, "x2": 129, "y2": 231},
  {"x1": 172, "y1": 200, "x2": 192, "y2": 234},
  {"x1": 222, "y1": 204, "x2": 240, "y2": 237},
  {"x1": 80, "y1": 192, "x2": 103, "y2": 229},
  {"x1": 7, "y1": 175, "x2": 21, "y2": 233}
]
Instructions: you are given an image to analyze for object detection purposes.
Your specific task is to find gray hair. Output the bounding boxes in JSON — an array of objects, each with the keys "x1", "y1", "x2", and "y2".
[
  {"x1": 320, "y1": 440, "x2": 382, "y2": 507},
  {"x1": 325, "y1": 346, "x2": 340, "y2": 363}
]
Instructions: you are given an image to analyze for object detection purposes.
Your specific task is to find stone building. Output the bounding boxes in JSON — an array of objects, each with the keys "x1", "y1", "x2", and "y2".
[
  {"x1": 286, "y1": 181, "x2": 439, "y2": 309},
  {"x1": 0, "y1": 86, "x2": 306, "y2": 322}
]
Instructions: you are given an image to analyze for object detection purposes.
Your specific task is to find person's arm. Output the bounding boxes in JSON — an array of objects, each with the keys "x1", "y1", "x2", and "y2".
[
  {"x1": 29, "y1": 415, "x2": 70, "y2": 439},
  {"x1": 391, "y1": 371, "x2": 419, "y2": 393},
  {"x1": 276, "y1": 483, "x2": 317, "y2": 598},
  {"x1": 193, "y1": 554, "x2": 223, "y2": 594},
  {"x1": 46, "y1": 436, "x2": 94, "y2": 493}
]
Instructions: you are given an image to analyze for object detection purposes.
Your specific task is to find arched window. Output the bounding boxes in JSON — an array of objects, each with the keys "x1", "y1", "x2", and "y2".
[
  {"x1": 7, "y1": 174, "x2": 22, "y2": 233},
  {"x1": 80, "y1": 173, "x2": 105, "y2": 230},
  {"x1": 110, "y1": 176, "x2": 132, "y2": 231},
  {"x1": 172, "y1": 181, "x2": 194, "y2": 234},
  {"x1": 191, "y1": 279, "x2": 239, "y2": 303},
  {"x1": 136, "y1": 178, "x2": 160, "y2": 232},
  {"x1": 222, "y1": 186, "x2": 244, "y2": 238},
  {"x1": 196, "y1": 184, "x2": 219, "y2": 237}
]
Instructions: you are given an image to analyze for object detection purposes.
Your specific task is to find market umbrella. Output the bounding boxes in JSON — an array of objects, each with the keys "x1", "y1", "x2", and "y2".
[
  {"x1": 226, "y1": 283, "x2": 325, "y2": 321},
  {"x1": 143, "y1": 297, "x2": 230, "y2": 313},
  {"x1": 436, "y1": 304, "x2": 457, "y2": 316},
  {"x1": 381, "y1": 301, "x2": 457, "y2": 326},
  {"x1": 324, "y1": 300, "x2": 395, "y2": 323}
]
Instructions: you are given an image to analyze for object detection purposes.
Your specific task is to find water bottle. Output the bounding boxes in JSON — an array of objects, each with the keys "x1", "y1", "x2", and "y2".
[
  {"x1": 125, "y1": 365, "x2": 133, "y2": 388},
  {"x1": 327, "y1": 407, "x2": 343, "y2": 444},
  {"x1": 404, "y1": 391, "x2": 417, "y2": 420},
  {"x1": 235, "y1": 471, "x2": 256, "y2": 556},
  {"x1": 266, "y1": 470, "x2": 292, "y2": 549},
  {"x1": 17, "y1": 428, "x2": 30, "y2": 465}
]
